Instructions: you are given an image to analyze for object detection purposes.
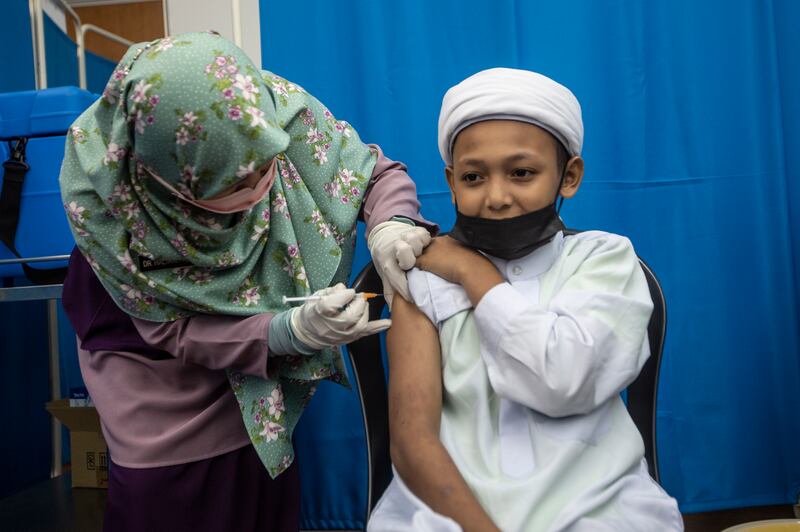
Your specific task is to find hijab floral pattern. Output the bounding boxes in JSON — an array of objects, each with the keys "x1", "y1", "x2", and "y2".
[{"x1": 59, "y1": 32, "x2": 377, "y2": 477}]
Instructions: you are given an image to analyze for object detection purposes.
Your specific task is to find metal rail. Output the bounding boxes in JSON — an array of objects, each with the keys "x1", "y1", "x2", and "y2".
[
  {"x1": 77, "y1": 24, "x2": 133, "y2": 89},
  {"x1": 28, "y1": 0, "x2": 133, "y2": 90},
  {"x1": 231, "y1": 0, "x2": 242, "y2": 47},
  {"x1": 28, "y1": 0, "x2": 47, "y2": 89},
  {"x1": 0, "y1": 254, "x2": 70, "y2": 266}
]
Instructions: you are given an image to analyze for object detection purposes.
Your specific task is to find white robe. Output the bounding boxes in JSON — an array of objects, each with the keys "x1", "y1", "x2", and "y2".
[{"x1": 368, "y1": 231, "x2": 683, "y2": 532}]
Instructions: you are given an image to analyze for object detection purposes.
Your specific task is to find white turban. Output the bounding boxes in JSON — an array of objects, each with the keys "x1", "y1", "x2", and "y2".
[{"x1": 438, "y1": 68, "x2": 583, "y2": 165}]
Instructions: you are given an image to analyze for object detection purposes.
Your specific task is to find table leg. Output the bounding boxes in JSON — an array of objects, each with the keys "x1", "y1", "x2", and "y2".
[{"x1": 47, "y1": 298, "x2": 62, "y2": 478}]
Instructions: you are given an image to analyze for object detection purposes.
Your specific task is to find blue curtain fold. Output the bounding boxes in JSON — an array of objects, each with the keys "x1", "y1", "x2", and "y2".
[{"x1": 261, "y1": 0, "x2": 800, "y2": 526}]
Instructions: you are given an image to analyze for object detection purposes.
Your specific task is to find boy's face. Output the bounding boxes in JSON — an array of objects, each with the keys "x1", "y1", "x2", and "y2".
[{"x1": 446, "y1": 120, "x2": 583, "y2": 219}]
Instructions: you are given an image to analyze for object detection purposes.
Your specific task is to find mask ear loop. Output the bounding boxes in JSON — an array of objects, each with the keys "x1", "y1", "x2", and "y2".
[{"x1": 556, "y1": 161, "x2": 568, "y2": 215}]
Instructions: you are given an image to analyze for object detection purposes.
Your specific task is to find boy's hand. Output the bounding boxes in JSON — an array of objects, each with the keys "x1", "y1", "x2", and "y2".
[
  {"x1": 414, "y1": 236, "x2": 481, "y2": 284},
  {"x1": 415, "y1": 237, "x2": 504, "y2": 306}
]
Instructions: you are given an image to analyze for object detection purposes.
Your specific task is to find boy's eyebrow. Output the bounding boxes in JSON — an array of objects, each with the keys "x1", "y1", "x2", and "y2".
[
  {"x1": 458, "y1": 158, "x2": 487, "y2": 167},
  {"x1": 457, "y1": 152, "x2": 543, "y2": 167},
  {"x1": 505, "y1": 151, "x2": 544, "y2": 163}
]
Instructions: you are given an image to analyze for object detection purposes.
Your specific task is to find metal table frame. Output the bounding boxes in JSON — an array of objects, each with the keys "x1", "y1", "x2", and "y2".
[{"x1": 0, "y1": 254, "x2": 69, "y2": 478}]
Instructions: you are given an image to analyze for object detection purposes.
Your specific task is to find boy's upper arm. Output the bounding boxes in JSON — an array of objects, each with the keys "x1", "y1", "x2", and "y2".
[{"x1": 386, "y1": 294, "x2": 443, "y2": 437}]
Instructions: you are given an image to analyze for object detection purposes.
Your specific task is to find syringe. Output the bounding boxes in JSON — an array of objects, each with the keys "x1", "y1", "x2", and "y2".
[{"x1": 281, "y1": 292, "x2": 382, "y2": 305}]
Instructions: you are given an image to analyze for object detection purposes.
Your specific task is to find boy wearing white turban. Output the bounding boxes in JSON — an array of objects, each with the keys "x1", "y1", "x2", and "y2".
[{"x1": 368, "y1": 68, "x2": 683, "y2": 531}]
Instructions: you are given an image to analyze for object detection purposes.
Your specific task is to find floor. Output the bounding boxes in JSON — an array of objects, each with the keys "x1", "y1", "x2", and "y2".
[
  {"x1": 1, "y1": 475, "x2": 797, "y2": 531},
  {"x1": 683, "y1": 504, "x2": 798, "y2": 531},
  {"x1": 0, "y1": 474, "x2": 105, "y2": 532}
]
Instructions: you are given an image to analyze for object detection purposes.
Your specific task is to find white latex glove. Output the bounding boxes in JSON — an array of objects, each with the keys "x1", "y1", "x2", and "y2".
[
  {"x1": 367, "y1": 220, "x2": 432, "y2": 307},
  {"x1": 290, "y1": 283, "x2": 392, "y2": 350}
]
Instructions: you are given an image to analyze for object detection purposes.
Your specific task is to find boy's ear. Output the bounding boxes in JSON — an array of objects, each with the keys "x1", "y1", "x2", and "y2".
[
  {"x1": 445, "y1": 166, "x2": 457, "y2": 204},
  {"x1": 559, "y1": 156, "x2": 584, "y2": 199}
]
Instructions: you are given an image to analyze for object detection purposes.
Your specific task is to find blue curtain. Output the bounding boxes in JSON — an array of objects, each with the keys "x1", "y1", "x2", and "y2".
[
  {"x1": 0, "y1": 2, "x2": 48, "y2": 498},
  {"x1": 43, "y1": 15, "x2": 115, "y2": 95},
  {"x1": 0, "y1": 0, "x2": 35, "y2": 92},
  {"x1": 261, "y1": 0, "x2": 800, "y2": 525},
  {"x1": 0, "y1": 4, "x2": 115, "y2": 95},
  {"x1": 0, "y1": 295, "x2": 52, "y2": 499}
]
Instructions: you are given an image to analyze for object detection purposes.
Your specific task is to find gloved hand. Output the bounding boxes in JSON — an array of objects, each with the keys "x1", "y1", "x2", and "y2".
[
  {"x1": 367, "y1": 220, "x2": 432, "y2": 307},
  {"x1": 290, "y1": 283, "x2": 392, "y2": 350}
]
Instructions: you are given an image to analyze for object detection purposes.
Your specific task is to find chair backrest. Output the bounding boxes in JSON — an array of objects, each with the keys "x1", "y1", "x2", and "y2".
[
  {"x1": 627, "y1": 257, "x2": 667, "y2": 483},
  {"x1": 347, "y1": 263, "x2": 392, "y2": 520},
  {"x1": 347, "y1": 253, "x2": 667, "y2": 520}
]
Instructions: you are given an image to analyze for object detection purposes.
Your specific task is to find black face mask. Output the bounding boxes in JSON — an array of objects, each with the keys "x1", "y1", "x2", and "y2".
[{"x1": 449, "y1": 202, "x2": 565, "y2": 260}]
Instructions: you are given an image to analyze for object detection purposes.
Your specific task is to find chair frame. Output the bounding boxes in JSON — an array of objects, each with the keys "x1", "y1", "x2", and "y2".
[{"x1": 347, "y1": 250, "x2": 667, "y2": 522}]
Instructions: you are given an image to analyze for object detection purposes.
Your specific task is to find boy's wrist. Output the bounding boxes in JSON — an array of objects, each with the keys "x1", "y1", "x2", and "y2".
[
  {"x1": 458, "y1": 257, "x2": 504, "y2": 305},
  {"x1": 450, "y1": 252, "x2": 475, "y2": 284},
  {"x1": 452, "y1": 257, "x2": 469, "y2": 285}
]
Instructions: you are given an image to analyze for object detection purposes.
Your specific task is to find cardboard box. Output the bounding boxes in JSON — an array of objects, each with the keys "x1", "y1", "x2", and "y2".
[
  {"x1": 68, "y1": 386, "x2": 92, "y2": 407},
  {"x1": 45, "y1": 399, "x2": 108, "y2": 488}
]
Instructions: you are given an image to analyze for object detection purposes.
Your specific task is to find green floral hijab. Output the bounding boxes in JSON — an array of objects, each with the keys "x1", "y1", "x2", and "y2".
[{"x1": 59, "y1": 32, "x2": 376, "y2": 477}]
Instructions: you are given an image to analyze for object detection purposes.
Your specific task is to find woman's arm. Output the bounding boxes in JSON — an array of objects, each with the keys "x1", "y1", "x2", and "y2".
[
  {"x1": 360, "y1": 144, "x2": 437, "y2": 235},
  {"x1": 132, "y1": 313, "x2": 274, "y2": 379},
  {"x1": 65, "y1": 247, "x2": 280, "y2": 378},
  {"x1": 360, "y1": 145, "x2": 438, "y2": 306},
  {"x1": 388, "y1": 295, "x2": 499, "y2": 532}
]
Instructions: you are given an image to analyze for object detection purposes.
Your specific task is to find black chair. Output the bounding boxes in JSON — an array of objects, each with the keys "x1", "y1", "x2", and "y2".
[{"x1": 347, "y1": 255, "x2": 667, "y2": 521}]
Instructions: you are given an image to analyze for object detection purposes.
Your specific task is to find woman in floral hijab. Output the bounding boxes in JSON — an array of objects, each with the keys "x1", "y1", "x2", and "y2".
[{"x1": 59, "y1": 32, "x2": 433, "y2": 531}]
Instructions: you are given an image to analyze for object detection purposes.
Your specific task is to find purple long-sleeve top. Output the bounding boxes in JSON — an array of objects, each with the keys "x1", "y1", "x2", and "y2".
[{"x1": 62, "y1": 146, "x2": 435, "y2": 468}]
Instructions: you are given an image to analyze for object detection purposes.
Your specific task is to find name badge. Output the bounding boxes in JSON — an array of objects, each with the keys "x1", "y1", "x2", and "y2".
[{"x1": 137, "y1": 255, "x2": 192, "y2": 272}]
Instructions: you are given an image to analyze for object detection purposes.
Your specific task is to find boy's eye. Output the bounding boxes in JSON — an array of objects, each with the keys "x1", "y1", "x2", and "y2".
[
  {"x1": 511, "y1": 168, "x2": 536, "y2": 179},
  {"x1": 461, "y1": 172, "x2": 482, "y2": 183}
]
